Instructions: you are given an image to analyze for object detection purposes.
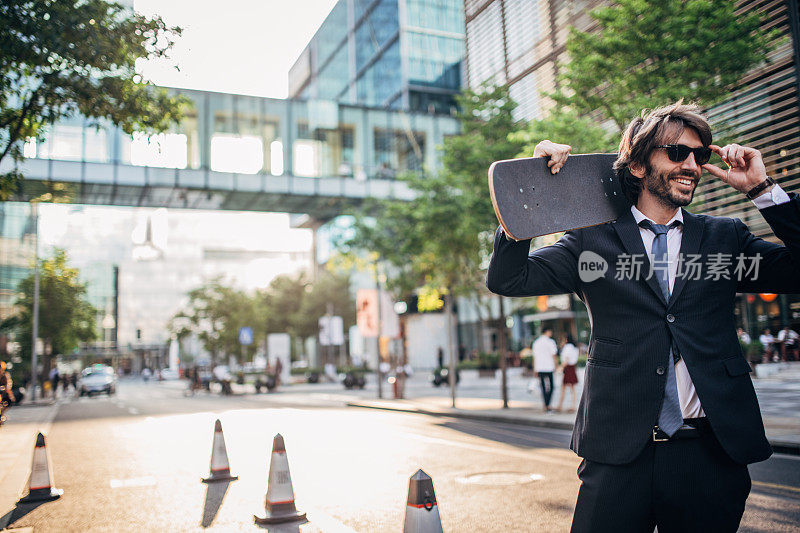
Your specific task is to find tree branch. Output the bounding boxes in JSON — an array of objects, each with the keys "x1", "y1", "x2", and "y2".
[{"x1": 0, "y1": 89, "x2": 39, "y2": 165}]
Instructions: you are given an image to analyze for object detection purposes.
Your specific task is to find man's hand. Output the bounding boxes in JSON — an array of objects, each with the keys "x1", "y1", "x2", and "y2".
[
  {"x1": 533, "y1": 140, "x2": 572, "y2": 174},
  {"x1": 702, "y1": 144, "x2": 771, "y2": 196}
]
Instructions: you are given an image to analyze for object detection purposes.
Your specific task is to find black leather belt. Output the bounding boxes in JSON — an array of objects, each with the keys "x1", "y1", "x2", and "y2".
[{"x1": 652, "y1": 417, "x2": 710, "y2": 442}]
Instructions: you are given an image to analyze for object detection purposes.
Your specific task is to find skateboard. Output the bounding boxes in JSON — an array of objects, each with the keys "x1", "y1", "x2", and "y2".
[{"x1": 488, "y1": 153, "x2": 628, "y2": 240}]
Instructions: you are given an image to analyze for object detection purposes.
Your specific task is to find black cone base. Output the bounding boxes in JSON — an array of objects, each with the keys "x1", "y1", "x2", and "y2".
[
  {"x1": 254, "y1": 510, "x2": 307, "y2": 525},
  {"x1": 18, "y1": 488, "x2": 63, "y2": 504},
  {"x1": 201, "y1": 473, "x2": 238, "y2": 483}
]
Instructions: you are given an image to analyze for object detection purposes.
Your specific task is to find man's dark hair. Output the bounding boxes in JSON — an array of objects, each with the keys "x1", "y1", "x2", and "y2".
[
  {"x1": 543, "y1": 327, "x2": 554, "y2": 335},
  {"x1": 614, "y1": 101, "x2": 713, "y2": 204}
]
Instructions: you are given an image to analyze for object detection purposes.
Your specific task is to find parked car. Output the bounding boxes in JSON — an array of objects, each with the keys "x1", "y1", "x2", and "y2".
[{"x1": 79, "y1": 364, "x2": 117, "y2": 396}]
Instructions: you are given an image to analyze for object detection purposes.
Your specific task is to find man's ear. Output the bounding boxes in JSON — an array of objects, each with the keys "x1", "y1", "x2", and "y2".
[{"x1": 629, "y1": 162, "x2": 645, "y2": 179}]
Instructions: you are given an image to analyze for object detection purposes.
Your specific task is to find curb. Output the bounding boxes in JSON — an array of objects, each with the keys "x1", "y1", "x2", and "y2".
[
  {"x1": 346, "y1": 401, "x2": 575, "y2": 431},
  {"x1": 346, "y1": 401, "x2": 800, "y2": 456}
]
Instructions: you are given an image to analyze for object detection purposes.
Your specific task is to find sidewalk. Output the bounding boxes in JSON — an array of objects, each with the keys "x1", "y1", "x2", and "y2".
[{"x1": 347, "y1": 362, "x2": 800, "y2": 455}]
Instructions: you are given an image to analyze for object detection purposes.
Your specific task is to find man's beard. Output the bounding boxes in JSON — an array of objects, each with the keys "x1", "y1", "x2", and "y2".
[{"x1": 643, "y1": 162, "x2": 701, "y2": 209}]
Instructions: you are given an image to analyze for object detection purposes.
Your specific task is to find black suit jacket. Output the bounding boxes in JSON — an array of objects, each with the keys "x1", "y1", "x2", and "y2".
[{"x1": 486, "y1": 193, "x2": 800, "y2": 465}]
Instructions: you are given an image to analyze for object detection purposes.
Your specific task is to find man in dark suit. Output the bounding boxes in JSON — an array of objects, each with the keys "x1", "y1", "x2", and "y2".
[{"x1": 486, "y1": 102, "x2": 800, "y2": 532}]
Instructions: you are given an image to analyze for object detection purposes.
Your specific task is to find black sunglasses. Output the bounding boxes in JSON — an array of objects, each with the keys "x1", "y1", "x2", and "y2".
[{"x1": 655, "y1": 144, "x2": 712, "y2": 165}]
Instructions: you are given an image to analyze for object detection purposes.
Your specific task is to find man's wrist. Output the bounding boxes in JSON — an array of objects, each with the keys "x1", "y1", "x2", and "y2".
[{"x1": 745, "y1": 176, "x2": 776, "y2": 199}]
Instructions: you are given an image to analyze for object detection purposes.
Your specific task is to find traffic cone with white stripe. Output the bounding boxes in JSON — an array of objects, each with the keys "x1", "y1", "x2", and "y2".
[
  {"x1": 201, "y1": 419, "x2": 238, "y2": 483},
  {"x1": 403, "y1": 469, "x2": 443, "y2": 533},
  {"x1": 18, "y1": 432, "x2": 62, "y2": 503},
  {"x1": 253, "y1": 434, "x2": 306, "y2": 525}
]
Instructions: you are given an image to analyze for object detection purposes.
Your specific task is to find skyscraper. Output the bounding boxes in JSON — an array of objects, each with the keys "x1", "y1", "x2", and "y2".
[{"x1": 289, "y1": 0, "x2": 465, "y2": 113}]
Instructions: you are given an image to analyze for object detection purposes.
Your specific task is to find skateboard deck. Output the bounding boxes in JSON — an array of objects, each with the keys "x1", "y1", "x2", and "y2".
[{"x1": 488, "y1": 153, "x2": 628, "y2": 240}]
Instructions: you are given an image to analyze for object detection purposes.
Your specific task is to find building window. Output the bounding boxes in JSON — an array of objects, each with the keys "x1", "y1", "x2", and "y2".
[{"x1": 210, "y1": 134, "x2": 263, "y2": 174}]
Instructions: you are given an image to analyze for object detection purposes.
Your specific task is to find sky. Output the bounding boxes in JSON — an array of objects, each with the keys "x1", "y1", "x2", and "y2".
[{"x1": 134, "y1": 0, "x2": 339, "y2": 98}]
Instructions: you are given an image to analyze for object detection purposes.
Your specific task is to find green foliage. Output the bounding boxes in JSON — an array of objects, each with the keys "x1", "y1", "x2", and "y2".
[
  {"x1": 3, "y1": 248, "x2": 97, "y2": 376},
  {"x1": 0, "y1": 0, "x2": 191, "y2": 199},
  {"x1": 171, "y1": 269, "x2": 354, "y2": 363},
  {"x1": 511, "y1": 107, "x2": 618, "y2": 156},
  {"x1": 169, "y1": 277, "x2": 260, "y2": 364},
  {"x1": 293, "y1": 270, "x2": 355, "y2": 339},
  {"x1": 477, "y1": 351, "x2": 499, "y2": 370},
  {"x1": 552, "y1": 0, "x2": 779, "y2": 130}
]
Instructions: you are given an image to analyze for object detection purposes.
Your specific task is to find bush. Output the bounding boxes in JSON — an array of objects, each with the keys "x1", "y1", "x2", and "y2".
[
  {"x1": 456, "y1": 359, "x2": 480, "y2": 371},
  {"x1": 477, "y1": 352, "x2": 499, "y2": 370}
]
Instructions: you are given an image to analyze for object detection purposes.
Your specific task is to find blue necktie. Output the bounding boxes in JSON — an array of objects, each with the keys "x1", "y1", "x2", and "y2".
[{"x1": 640, "y1": 219, "x2": 683, "y2": 436}]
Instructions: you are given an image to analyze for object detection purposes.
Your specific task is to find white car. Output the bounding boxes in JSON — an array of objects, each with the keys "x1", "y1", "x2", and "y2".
[{"x1": 79, "y1": 365, "x2": 117, "y2": 396}]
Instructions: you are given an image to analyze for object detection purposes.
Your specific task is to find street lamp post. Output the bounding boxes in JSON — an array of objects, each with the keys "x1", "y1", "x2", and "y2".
[{"x1": 30, "y1": 202, "x2": 40, "y2": 401}]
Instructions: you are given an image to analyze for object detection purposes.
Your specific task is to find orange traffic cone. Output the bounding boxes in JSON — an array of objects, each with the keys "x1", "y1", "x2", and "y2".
[
  {"x1": 403, "y1": 469, "x2": 443, "y2": 533},
  {"x1": 254, "y1": 434, "x2": 306, "y2": 525},
  {"x1": 18, "y1": 432, "x2": 63, "y2": 503},
  {"x1": 201, "y1": 419, "x2": 238, "y2": 483}
]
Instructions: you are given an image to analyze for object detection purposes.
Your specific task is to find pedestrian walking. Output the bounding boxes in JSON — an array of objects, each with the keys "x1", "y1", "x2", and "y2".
[
  {"x1": 737, "y1": 327, "x2": 751, "y2": 345},
  {"x1": 777, "y1": 326, "x2": 799, "y2": 361},
  {"x1": 487, "y1": 101, "x2": 800, "y2": 532},
  {"x1": 556, "y1": 335, "x2": 580, "y2": 413},
  {"x1": 141, "y1": 367, "x2": 152, "y2": 383},
  {"x1": 530, "y1": 328, "x2": 558, "y2": 413},
  {"x1": 49, "y1": 366, "x2": 60, "y2": 399},
  {"x1": 759, "y1": 328, "x2": 776, "y2": 362}
]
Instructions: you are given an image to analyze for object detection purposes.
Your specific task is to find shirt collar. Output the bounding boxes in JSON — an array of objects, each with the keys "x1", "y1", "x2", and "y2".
[{"x1": 630, "y1": 204, "x2": 684, "y2": 227}]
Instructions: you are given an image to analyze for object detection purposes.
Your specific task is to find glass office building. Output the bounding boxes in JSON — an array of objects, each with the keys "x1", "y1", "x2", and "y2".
[
  {"x1": 0, "y1": 203, "x2": 35, "y2": 323},
  {"x1": 463, "y1": 0, "x2": 800, "y2": 349},
  {"x1": 289, "y1": 0, "x2": 465, "y2": 113}
]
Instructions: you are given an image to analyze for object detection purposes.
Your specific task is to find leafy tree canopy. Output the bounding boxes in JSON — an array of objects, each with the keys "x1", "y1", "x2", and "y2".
[
  {"x1": 0, "y1": 0, "x2": 190, "y2": 199},
  {"x1": 552, "y1": 0, "x2": 778, "y2": 131}
]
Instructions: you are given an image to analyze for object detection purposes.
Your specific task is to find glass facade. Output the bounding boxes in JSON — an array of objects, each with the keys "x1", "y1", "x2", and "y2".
[
  {"x1": 0, "y1": 203, "x2": 35, "y2": 322},
  {"x1": 12, "y1": 88, "x2": 460, "y2": 216},
  {"x1": 288, "y1": 0, "x2": 465, "y2": 113}
]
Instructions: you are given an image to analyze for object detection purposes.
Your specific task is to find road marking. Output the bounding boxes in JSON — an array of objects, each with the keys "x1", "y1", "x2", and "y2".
[
  {"x1": 109, "y1": 476, "x2": 156, "y2": 488},
  {"x1": 752, "y1": 480, "x2": 800, "y2": 494},
  {"x1": 406, "y1": 433, "x2": 579, "y2": 468},
  {"x1": 127, "y1": 407, "x2": 139, "y2": 415}
]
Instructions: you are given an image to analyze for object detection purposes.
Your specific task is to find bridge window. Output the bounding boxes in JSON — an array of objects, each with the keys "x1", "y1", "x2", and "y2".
[
  {"x1": 293, "y1": 140, "x2": 320, "y2": 177},
  {"x1": 130, "y1": 133, "x2": 188, "y2": 169},
  {"x1": 270, "y1": 141, "x2": 284, "y2": 175},
  {"x1": 37, "y1": 124, "x2": 83, "y2": 160},
  {"x1": 210, "y1": 134, "x2": 263, "y2": 174}
]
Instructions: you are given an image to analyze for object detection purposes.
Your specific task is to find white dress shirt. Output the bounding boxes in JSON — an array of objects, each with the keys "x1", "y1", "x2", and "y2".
[{"x1": 630, "y1": 184, "x2": 790, "y2": 418}]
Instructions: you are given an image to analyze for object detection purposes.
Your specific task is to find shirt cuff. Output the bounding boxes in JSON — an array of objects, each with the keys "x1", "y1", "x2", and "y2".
[{"x1": 752, "y1": 184, "x2": 791, "y2": 209}]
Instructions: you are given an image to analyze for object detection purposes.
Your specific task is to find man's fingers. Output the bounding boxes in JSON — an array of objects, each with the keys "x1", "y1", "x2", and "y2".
[{"x1": 702, "y1": 163, "x2": 729, "y2": 181}]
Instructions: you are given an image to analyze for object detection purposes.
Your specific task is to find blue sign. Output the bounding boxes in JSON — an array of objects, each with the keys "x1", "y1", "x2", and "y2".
[{"x1": 238, "y1": 327, "x2": 253, "y2": 345}]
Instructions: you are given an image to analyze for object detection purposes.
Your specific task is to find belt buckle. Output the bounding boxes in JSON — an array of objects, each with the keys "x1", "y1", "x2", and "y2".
[{"x1": 652, "y1": 427, "x2": 669, "y2": 442}]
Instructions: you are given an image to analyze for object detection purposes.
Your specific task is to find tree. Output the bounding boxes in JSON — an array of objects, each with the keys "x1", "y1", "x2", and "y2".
[
  {"x1": 0, "y1": 0, "x2": 190, "y2": 199},
  {"x1": 169, "y1": 278, "x2": 259, "y2": 366},
  {"x1": 551, "y1": 0, "x2": 778, "y2": 131},
  {"x1": 257, "y1": 273, "x2": 309, "y2": 359},
  {"x1": 347, "y1": 85, "x2": 526, "y2": 405},
  {"x1": 293, "y1": 270, "x2": 355, "y2": 340},
  {"x1": 2, "y1": 249, "x2": 97, "y2": 380},
  {"x1": 511, "y1": 107, "x2": 618, "y2": 156}
]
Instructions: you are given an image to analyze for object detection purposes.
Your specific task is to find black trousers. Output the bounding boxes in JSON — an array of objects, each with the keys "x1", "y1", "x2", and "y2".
[
  {"x1": 538, "y1": 371, "x2": 554, "y2": 407},
  {"x1": 570, "y1": 427, "x2": 751, "y2": 533}
]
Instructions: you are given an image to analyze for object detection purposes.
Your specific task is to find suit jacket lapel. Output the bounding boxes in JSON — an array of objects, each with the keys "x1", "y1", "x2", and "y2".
[
  {"x1": 612, "y1": 209, "x2": 667, "y2": 305},
  {"x1": 668, "y1": 208, "x2": 704, "y2": 308}
]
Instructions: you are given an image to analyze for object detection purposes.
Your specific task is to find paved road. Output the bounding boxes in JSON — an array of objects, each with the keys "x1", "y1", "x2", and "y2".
[{"x1": 1, "y1": 380, "x2": 798, "y2": 532}]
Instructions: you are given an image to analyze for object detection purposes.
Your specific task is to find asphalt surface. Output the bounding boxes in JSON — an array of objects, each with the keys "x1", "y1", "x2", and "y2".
[{"x1": 1, "y1": 380, "x2": 798, "y2": 532}]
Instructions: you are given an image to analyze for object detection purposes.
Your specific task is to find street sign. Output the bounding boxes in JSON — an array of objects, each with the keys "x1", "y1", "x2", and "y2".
[
  {"x1": 357, "y1": 289, "x2": 379, "y2": 337},
  {"x1": 319, "y1": 316, "x2": 344, "y2": 346},
  {"x1": 238, "y1": 327, "x2": 253, "y2": 346}
]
